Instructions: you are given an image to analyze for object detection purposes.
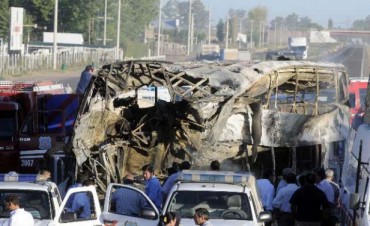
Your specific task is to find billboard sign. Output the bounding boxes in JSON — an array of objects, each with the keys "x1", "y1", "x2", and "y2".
[{"x1": 9, "y1": 7, "x2": 24, "y2": 51}]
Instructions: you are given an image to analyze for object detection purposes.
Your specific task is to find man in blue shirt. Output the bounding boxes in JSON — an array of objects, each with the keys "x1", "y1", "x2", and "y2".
[
  {"x1": 272, "y1": 173, "x2": 299, "y2": 226},
  {"x1": 111, "y1": 174, "x2": 149, "y2": 216},
  {"x1": 142, "y1": 164, "x2": 162, "y2": 210},
  {"x1": 70, "y1": 179, "x2": 95, "y2": 219},
  {"x1": 162, "y1": 161, "x2": 191, "y2": 198},
  {"x1": 76, "y1": 65, "x2": 94, "y2": 94}
]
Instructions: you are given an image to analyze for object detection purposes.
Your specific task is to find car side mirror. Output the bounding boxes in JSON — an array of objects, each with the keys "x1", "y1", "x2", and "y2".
[
  {"x1": 349, "y1": 193, "x2": 360, "y2": 210},
  {"x1": 141, "y1": 209, "x2": 157, "y2": 220},
  {"x1": 258, "y1": 211, "x2": 273, "y2": 223}
]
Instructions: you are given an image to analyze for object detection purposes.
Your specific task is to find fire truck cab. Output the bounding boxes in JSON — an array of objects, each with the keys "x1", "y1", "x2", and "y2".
[
  {"x1": 348, "y1": 78, "x2": 368, "y2": 122},
  {"x1": 0, "y1": 81, "x2": 80, "y2": 190}
]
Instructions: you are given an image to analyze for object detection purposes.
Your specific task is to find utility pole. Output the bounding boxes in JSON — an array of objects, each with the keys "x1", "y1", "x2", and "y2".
[
  {"x1": 250, "y1": 20, "x2": 254, "y2": 49},
  {"x1": 116, "y1": 0, "x2": 121, "y2": 60},
  {"x1": 238, "y1": 18, "x2": 242, "y2": 49},
  {"x1": 259, "y1": 20, "x2": 263, "y2": 48},
  {"x1": 103, "y1": 0, "x2": 107, "y2": 45},
  {"x1": 279, "y1": 23, "x2": 283, "y2": 46},
  {"x1": 191, "y1": 13, "x2": 194, "y2": 52},
  {"x1": 187, "y1": 0, "x2": 192, "y2": 55},
  {"x1": 274, "y1": 21, "x2": 277, "y2": 46},
  {"x1": 208, "y1": 6, "x2": 211, "y2": 44},
  {"x1": 53, "y1": 0, "x2": 58, "y2": 70},
  {"x1": 262, "y1": 21, "x2": 265, "y2": 48},
  {"x1": 225, "y1": 17, "x2": 229, "y2": 49},
  {"x1": 157, "y1": 0, "x2": 162, "y2": 56}
]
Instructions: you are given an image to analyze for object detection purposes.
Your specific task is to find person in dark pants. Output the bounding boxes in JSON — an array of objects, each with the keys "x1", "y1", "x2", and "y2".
[
  {"x1": 76, "y1": 65, "x2": 94, "y2": 94},
  {"x1": 290, "y1": 173, "x2": 330, "y2": 226}
]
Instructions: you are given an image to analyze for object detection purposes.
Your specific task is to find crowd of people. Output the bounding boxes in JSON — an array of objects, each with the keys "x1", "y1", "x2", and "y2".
[
  {"x1": 3, "y1": 161, "x2": 342, "y2": 226},
  {"x1": 257, "y1": 167, "x2": 341, "y2": 226}
]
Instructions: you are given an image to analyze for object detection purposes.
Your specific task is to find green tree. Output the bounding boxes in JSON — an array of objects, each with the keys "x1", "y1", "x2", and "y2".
[
  {"x1": 248, "y1": 6, "x2": 267, "y2": 47},
  {"x1": 216, "y1": 19, "x2": 224, "y2": 42},
  {"x1": 248, "y1": 6, "x2": 267, "y2": 22},
  {"x1": 352, "y1": 15, "x2": 370, "y2": 30},
  {"x1": 9, "y1": 0, "x2": 54, "y2": 30},
  {"x1": 228, "y1": 9, "x2": 246, "y2": 45},
  {"x1": 162, "y1": 0, "x2": 180, "y2": 19},
  {"x1": 284, "y1": 13, "x2": 299, "y2": 30},
  {"x1": 0, "y1": 0, "x2": 10, "y2": 40},
  {"x1": 328, "y1": 18, "x2": 333, "y2": 29}
]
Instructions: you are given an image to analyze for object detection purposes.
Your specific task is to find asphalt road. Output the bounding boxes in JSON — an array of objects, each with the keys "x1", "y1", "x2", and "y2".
[
  {"x1": 322, "y1": 45, "x2": 370, "y2": 78},
  {"x1": 5, "y1": 45, "x2": 370, "y2": 88}
]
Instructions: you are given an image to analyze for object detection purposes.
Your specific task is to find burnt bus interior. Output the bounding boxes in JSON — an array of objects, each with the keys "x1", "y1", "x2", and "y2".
[{"x1": 250, "y1": 66, "x2": 349, "y2": 177}]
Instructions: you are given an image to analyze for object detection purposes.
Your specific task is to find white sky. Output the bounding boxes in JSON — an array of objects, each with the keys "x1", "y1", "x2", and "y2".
[{"x1": 199, "y1": 0, "x2": 370, "y2": 28}]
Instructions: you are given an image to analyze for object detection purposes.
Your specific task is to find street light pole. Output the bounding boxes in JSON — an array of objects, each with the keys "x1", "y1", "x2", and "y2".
[
  {"x1": 103, "y1": 0, "x2": 107, "y2": 45},
  {"x1": 225, "y1": 17, "x2": 229, "y2": 49},
  {"x1": 116, "y1": 0, "x2": 121, "y2": 60},
  {"x1": 157, "y1": 0, "x2": 162, "y2": 56},
  {"x1": 208, "y1": 2, "x2": 211, "y2": 45},
  {"x1": 53, "y1": 0, "x2": 58, "y2": 70},
  {"x1": 249, "y1": 20, "x2": 254, "y2": 49},
  {"x1": 187, "y1": 0, "x2": 192, "y2": 55},
  {"x1": 190, "y1": 13, "x2": 194, "y2": 51}
]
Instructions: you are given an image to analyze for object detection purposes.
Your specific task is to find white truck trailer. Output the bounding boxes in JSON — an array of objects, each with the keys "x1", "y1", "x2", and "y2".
[{"x1": 288, "y1": 37, "x2": 308, "y2": 60}]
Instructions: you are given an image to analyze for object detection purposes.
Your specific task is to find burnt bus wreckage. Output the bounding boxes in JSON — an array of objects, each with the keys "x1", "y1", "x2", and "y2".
[{"x1": 68, "y1": 60, "x2": 350, "y2": 192}]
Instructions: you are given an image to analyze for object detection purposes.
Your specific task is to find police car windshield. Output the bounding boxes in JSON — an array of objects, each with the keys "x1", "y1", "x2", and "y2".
[
  {"x1": 166, "y1": 191, "x2": 253, "y2": 220},
  {"x1": 0, "y1": 190, "x2": 51, "y2": 220}
]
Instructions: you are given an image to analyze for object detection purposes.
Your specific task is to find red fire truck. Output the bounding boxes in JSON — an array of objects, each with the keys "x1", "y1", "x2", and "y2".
[
  {"x1": 349, "y1": 78, "x2": 368, "y2": 123},
  {"x1": 0, "y1": 81, "x2": 80, "y2": 186}
]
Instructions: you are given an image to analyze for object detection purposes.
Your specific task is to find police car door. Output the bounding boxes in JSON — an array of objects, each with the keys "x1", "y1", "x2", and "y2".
[
  {"x1": 54, "y1": 186, "x2": 103, "y2": 226},
  {"x1": 101, "y1": 183, "x2": 160, "y2": 226}
]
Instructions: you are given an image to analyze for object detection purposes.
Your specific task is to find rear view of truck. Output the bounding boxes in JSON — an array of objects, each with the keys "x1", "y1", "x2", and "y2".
[
  {"x1": 288, "y1": 37, "x2": 308, "y2": 60},
  {"x1": 197, "y1": 44, "x2": 220, "y2": 61}
]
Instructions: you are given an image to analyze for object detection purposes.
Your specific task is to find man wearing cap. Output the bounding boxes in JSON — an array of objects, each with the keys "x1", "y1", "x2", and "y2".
[
  {"x1": 276, "y1": 168, "x2": 294, "y2": 194},
  {"x1": 76, "y1": 65, "x2": 94, "y2": 94}
]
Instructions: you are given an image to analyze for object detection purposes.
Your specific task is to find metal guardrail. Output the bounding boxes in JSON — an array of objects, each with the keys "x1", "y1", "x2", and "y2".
[{"x1": 0, "y1": 49, "x2": 116, "y2": 77}]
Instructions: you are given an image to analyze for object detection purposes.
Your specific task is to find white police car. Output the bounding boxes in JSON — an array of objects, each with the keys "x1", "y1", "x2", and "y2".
[
  {"x1": 55, "y1": 171, "x2": 272, "y2": 226},
  {"x1": 163, "y1": 170, "x2": 272, "y2": 226},
  {"x1": 0, "y1": 172, "x2": 62, "y2": 226}
]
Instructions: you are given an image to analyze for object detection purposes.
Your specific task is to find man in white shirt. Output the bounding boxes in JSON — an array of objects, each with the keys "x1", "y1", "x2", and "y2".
[
  {"x1": 257, "y1": 169, "x2": 275, "y2": 211},
  {"x1": 314, "y1": 168, "x2": 335, "y2": 204},
  {"x1": 4, "y1": 194, "x2": 34, "y2": 226},
  {"x1": 314, "y1": 168, "x2": 335, "y2": 226},
  {"x1": 193, "y1": 208, "x2": 213, "y2": 226},
  {"x1": 272, "y1": 173, "x2": 299, "y2": 226},
  {"x1": 325, "y1": 168, "x2": 341, "y2": 226}
]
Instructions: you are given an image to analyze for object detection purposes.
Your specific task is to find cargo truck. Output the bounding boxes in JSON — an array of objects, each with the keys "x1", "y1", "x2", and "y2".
[{"x1": 288, "y1": 37, "x2": 308, "y2": 60}]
